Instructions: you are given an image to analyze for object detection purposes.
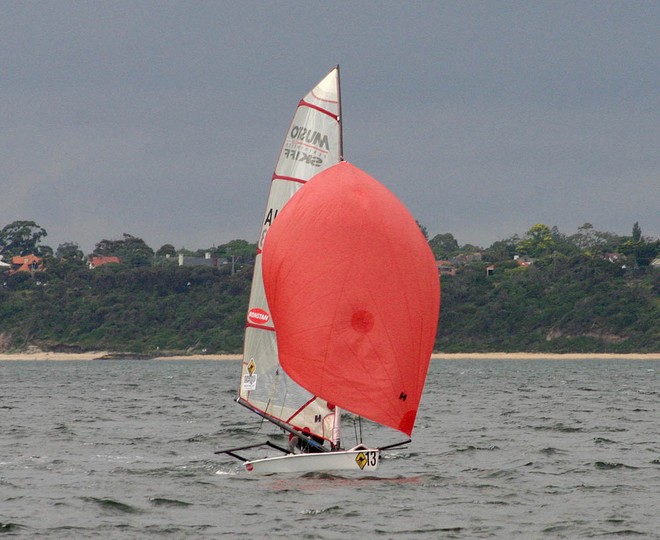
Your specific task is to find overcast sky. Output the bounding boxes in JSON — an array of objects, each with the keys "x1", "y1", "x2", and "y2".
[{"x1": 2, "y1": 1, "x2": 658, "y2": 254}]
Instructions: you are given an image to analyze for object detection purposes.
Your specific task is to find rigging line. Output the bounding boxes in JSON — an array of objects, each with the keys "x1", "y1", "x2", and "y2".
[
  {"x1": 258, "y1": 397, "x2": 273, "y2": 432},
  {"x1": 359, "y1": 416, "x2": 363, "y2": 444},
  {"x1": 264, "y1": 367, "x2": 283, "y2": 422},
  {"x1": 336, "y1": 64, "x2": 343, "y2": 162}
]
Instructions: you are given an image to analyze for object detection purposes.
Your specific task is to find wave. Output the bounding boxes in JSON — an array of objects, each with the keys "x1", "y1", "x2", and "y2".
[
  {"x1": 593, "y1": 426, "x2": 627, "y2": 433},
  {"x1": 148, "y1": 497, "x2": 192, "y2": 507},
  {"x1": 533, "y1": 423, "x2": 584, "y2": 432},
  {"x1": 300, "y1": 505, "x2": 343, "y2": 515},
  {"x1": 375, "y1": 526, "x2": 464, "y2": 535},
  {"x1": 594, "y1": 461, "x2": 639, "y2": 470},
  {"x1": 539, "y1": 446, "x2": 567, "y2": 455},
  {"x1": 0, "y1": 522, "x2": 23, "y2": 533},
  {"x1": 111, "y1": 462, "x2": 217, "y2": 478},
  {"x1": 594, "y1": 437, "x2": 618, "y2": 444},
  {"x1": 82, "y1": 497, "x2": 143, "y2": 514},
  {"x1": 452, "y1": 445, "x2": 501, "y2": 453}
]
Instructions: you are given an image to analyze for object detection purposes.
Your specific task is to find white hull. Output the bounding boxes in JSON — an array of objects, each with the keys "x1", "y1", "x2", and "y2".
[{"x1": 244, "y1": 446, "x2": 379, "y2": 474}]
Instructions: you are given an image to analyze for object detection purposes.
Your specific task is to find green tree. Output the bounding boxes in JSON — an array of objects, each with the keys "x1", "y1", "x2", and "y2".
[
  {"x1": 619, "y1": 222, "x2": 659, "y2": 268},
  {"x1": 0, "y1": 220, "x2": 50, "y2": 257},
  {"x1": 156, "y1": 244, "x2": 177, "y2": 257},
  {"x1": 93, "y1": 233, "x2": 155, "y2": 267},
  {"x1": 416, "y1": 221, "x2": 429, "y2": 241},
  {"x1": 485, "y1": 235, "x2": 519, "y2": 262},
  {"x1": 569, "y1": 223, "x2": 612, "y2": 254},
  {"x1": 217, "y1": 239, "x2": 256, "y2": 275},
  {"x1": 517, "y1": 224, "x2": 556, "y2": 258},
  {"x1": 429, "y1": 233, "x2": 459, "y2": 259},
  {"x1": 461, "y1": 243, "x2": 482, "y2": 254},
  {"x1": 56, "y1": 242, "x2": 84, "y2": 261},
  {"x1": 549, "y1": 226, "x2": 579, "y2": 256},
  {"x1": 594, "y1": 230, "x2": 623, "y2": 254}
]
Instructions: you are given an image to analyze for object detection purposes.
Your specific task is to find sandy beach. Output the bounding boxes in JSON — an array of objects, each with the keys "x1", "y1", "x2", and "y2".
[
  {"x1": 432, "y1": 352, "x2": 660, "y2": 361},
  {"x1": 0, "y1": 351, "x2": 657, "y2": 361}
]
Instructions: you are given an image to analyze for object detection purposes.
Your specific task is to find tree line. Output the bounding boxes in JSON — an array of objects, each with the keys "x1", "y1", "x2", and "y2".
[
  {"x1": 1, "y1": 219, "x2": 658, "y2": 269},
  {"x1": 0, "y1": 221, "x2": 256, "y2": 269},
  {"x1": 0, "y1": 219, "x2": 658, "y2": 354}
]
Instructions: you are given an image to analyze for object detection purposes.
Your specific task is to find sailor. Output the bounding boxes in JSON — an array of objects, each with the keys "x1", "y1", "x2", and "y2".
[{"x1": 288, "y1": 427, "x2": 325, "y2": 454}]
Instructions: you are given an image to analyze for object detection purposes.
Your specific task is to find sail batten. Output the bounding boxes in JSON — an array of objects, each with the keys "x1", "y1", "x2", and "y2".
[
  {"x1": 299, "y1": 100, "x2": 339, "y2": 119},
  {"x1": 271, "y1": 175, "x2": 308, "y2": 184}
]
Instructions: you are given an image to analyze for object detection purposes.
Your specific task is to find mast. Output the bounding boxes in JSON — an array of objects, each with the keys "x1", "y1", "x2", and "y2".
[
  {"x1": 336, "y1": 64, "x2": 343, "y2": 162},
  {"x1": 333, "y1": 65, "x2": 343, "y2": 450},
  {"x1": 332, "y1": 406, "x2": 341, "y2": 449}
]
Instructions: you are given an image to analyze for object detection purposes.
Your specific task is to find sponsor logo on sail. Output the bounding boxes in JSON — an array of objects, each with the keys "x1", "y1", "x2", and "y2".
[
  {"x1": 247, "y1": 308, "x2": 270, "y2": 325},
  {"x1": 283, "y1": 148, "x2": 323, "y2": 167},
  {"x1": 289, "y1": 126, "x2": 330, "y2": 151},
  {"x1": 263, "y1": 208, "x2": 279, "y2": 227}
]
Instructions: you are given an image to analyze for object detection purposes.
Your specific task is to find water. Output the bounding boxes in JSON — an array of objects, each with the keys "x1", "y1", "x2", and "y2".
[{"x1": 1, "y1": 359, "x2": 658, "y2": 539}]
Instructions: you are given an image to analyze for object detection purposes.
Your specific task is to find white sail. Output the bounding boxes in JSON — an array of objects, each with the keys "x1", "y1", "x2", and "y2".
[{"x1": 238, "y1": 67, "x2": 342, "y2": 444}]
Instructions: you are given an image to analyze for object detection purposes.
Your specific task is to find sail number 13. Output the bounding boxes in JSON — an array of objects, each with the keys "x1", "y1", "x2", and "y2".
[{"x1": 355, "y1": 451, "x2": 378, "y2": 469}]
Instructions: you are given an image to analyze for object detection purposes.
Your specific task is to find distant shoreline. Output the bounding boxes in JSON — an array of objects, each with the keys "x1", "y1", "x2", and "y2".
[{"x1": 0, "y1": 352, "x2": 658, "y2": 361}]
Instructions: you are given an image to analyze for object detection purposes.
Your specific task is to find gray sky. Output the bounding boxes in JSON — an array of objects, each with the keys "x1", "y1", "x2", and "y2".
[{"x1": 2, "y1": 1, "x2": 658, "y2": 254}]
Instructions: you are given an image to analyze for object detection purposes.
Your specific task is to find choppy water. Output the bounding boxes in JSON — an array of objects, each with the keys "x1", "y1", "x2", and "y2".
[{"x1": 0, "y1": 359, "x2": 658, "y2": 538}]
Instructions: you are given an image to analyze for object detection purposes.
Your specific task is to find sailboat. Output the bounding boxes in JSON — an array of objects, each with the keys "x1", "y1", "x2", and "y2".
[{"x1": 217, "y1": 67, "x2": 440, "y2": 474}]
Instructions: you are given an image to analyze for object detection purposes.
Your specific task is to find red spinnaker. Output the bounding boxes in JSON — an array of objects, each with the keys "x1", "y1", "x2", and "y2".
[{"x1": 262, "y1": 161, "x2": 440, "y2": 436}]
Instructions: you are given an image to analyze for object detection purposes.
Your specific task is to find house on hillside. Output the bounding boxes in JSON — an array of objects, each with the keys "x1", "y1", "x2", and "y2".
[
  {"x1": 513, "y1": 255, "x2": 534, "y2": 267},
  {"x1": 453, "y1": 252, "x2": 483, "y2": 264},
  {"x1": 177, "y1": 252, "x2": 219, "y2": 268},
  {"x1": 9, "y1": 254, "x2": 44, "y2": 275},
  {"x1": 436, "y1": 260, "x2": 457, "y2": 276},
  {"x1": 89, "y1": 256, "x2": 121, "y2": 269}
]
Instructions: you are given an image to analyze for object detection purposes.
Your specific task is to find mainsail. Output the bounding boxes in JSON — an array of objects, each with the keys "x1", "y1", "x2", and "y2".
[
  {"x1": 262, "y1": 162, "x2": 440, "y2": 436},
  {"x1": 238, "y1": 67, "x2": 342, "y2": 443}
]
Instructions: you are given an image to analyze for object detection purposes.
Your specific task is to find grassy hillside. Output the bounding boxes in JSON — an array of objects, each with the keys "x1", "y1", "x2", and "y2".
[
  {"x1": 1, "y1": 254, "x2": 657, "y2": 354},
  {"x1": 0, "y1": 261, "x2": 250, "y2": 354},
  {"x1": 437, "y1": 255, "x2": 658, "y2": 353}
]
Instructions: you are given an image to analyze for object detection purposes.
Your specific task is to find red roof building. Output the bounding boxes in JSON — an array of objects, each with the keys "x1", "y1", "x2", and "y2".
[
  {"x1": 9, "y1": 254, "x2": 44, "y2": 275},
  {"x1": 89, "y1": 256, "x2": 121, "y2": 269}
]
